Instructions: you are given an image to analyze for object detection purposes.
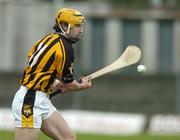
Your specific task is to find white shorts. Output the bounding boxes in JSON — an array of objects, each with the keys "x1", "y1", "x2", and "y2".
[{"x1": 12, "y1": 86, "x2": 56, "y2": 128}]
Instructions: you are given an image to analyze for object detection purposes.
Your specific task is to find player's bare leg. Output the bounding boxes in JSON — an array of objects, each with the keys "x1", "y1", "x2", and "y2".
[
  {"x1": 15, "y1": 127, "x2": 40, "y2": 140},
  {"x1": 41, "y1": 111, "x2": 76, "y2": 140}
]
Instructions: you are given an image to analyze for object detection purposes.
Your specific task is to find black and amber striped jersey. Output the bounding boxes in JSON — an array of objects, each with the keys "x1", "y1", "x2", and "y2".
[{"x1": 21, "y1": 33, "x2": 75, "y2": 93}]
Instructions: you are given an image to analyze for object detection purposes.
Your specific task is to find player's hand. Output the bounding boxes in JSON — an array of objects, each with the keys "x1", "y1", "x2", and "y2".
[{"x1": 80, "y1": 77, "x2": 91, "y2": 89}]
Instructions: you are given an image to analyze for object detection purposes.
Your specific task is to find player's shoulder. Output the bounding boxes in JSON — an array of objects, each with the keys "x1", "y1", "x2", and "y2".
[
  {"x1": 49, "y1": 33, "x2": 65, "y2": 44},
  {"x1": 47, "y1": 33, "x2": 61, "y2": 45},
  {"x1": 49, "y1": 32, "x2": 60, "y2": 40},
  {"x1": 35, "y1": 33, "x2": 57, "y2": 42}
]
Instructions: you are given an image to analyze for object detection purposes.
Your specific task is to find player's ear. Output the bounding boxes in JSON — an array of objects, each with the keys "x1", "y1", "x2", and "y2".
[{"x1": 60, "y1": 22, "x2": 68, "y2": 32}]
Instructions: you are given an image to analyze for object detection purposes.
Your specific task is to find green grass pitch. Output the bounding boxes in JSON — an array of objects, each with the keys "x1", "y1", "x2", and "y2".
[{"x1": 1, "y1": 130, "x2": 180, "y2": 140}]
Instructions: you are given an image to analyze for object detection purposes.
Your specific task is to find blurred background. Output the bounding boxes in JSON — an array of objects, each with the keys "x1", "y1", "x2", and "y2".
[{"x1": 0, "y1": 0, "x2": 180, "y2": 136}]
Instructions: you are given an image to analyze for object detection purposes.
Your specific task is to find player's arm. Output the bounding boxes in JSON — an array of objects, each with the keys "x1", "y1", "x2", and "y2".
[
  {"x1": 52, "y1": 64, "x2": 91, "y2": 96},
  {"x1": 62, "y1": 77, "x2": 91, "y2": 91},
  {"x1": 59, "y1": 62, "x2": 91, "y2": 92},
  {"x1": 51, "y1": 77, "x2": 91, "y2": 92}
]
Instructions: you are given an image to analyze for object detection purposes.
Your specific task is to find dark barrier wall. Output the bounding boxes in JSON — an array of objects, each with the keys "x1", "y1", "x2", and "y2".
[{"x1": 0, "y1": 73, "x2": 175, "y2": 114}]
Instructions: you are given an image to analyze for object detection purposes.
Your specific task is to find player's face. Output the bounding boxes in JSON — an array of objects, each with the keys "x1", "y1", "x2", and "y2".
[{"x1": 68, "y1": 24, "x2": 85, "y2": 40}]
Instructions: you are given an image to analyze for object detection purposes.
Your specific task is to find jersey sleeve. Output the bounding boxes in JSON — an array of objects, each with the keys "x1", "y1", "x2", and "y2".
[
  {"x1": 61, "y1": 62, "x2": 74, "y2": 83},
  {"x1": 55, "y1": 41, "x2": 74, "y2": 83}
]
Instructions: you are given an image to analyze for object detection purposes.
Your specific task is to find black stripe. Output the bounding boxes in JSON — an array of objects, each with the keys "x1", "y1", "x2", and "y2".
[
  {"x1": 29, "y1": 36, "x2": 52, "y2": 66},
  {"x1": 59, "y1": 40, "x2": 65, "y2": 71},
  {"x1": 33, "y1": 42, "x2": 41, "y2": 55},
  {"x1": 30, "y1": 37, "x2": 59, "y2": 74},
  {"x1": 34, "y1": 35, "x2": 49, "y2": 52},
  {"x1": 22, "y1": 90, "x2": 36, "y2": 118},
  {"x1": 22, "y1": 36, "x2": 51, "y2": 84},
  {"x1": 24, "y1": 37, "x2": 59, "y2": 86},
  {"x1": 24, "y1": 50, "x2": 55, "y2": 85},
  {"x1": 44, "y1": 70, "x2": 57, "y2": 91},
  {"x1": 21, "y1": 70, "x2": 26, "y2": 84},
  {"x1": 30, "y1": 73, "x2": 51, "y2": 90},
  {"x1": 38, "y1": 52, "x2": 56, "y2": 91},
  {"x1": 42, "y1": 52, "x2": 56, "y2": 72},
  {"x1": 24, "y1": 74, "x2": 36, "y2": 86}
]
